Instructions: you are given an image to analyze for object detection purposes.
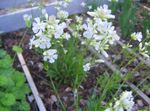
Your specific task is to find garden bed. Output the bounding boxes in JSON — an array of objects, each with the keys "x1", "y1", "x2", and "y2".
[
  {"x1": 1, "y1": 28, "x2": 150, "y2": 110},
  {"x1": 0, "y1": 0, "x2": 150, "y2": 111}
]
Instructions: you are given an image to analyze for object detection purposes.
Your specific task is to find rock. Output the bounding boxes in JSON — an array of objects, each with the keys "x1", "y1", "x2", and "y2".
[
  {"x1": 27, "y1": 95, "x2": 34, "y2": 103},
  {"x1": 62, "y1": 96, "x2": 68, "y2": 102},
  {"x1": 137, "y1": 99, "x2": 144, "y2": 107},
  {"x1": 145, "y1": 89, "x2": 150, "y2": 96},
  {"x1": 80, "y1": 99, "x2": 87, "y2": 107},
  {"x1": 51, "y1": 95, "x2": 57, "y2": 103},
  {"x1": 132, "y1": 104, "x2": 139, "y2": 111},
  {"x1": 120, "y1": 67, "x2": 128, "y2": 74},
  {"x1": 65, "y1": 87, "x2": 72, "y2": 92},
  {"x1": 101, "y1": 101, "x2": 106, "y2": 106},
  {"x1": 132, "y1": 59, "x2": 139, "y2": 65},
  {"x1": 134, "y1": 72, "x2": 140, "y2": 77},
  {"x1": 37, "y1": 62, "x2": 43, "y2": 71}
]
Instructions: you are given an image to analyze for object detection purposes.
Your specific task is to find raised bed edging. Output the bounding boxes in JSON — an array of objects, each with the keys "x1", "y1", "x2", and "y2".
[
  {"x1": 0, "y1": 0, "x2": 111, "y2": 33},
  {"x1": 0, "y1": 0, "x2": 54, "y2": 9}
]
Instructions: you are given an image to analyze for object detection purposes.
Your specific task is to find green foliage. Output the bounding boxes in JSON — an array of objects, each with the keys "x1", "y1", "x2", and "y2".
[
  {"x1": 119, "y1": 0, "x2": 137, "y2": 37},
  {"x1": 45, "y1": 38, "x2": 86, "y2": 88},
  {"x1": 0, "y1": 49, "x2": 30, "y2": 111},
  {"x1": 97, "y1": 72, "x2": 121, "y2": 100},
  {"x1": 86, "y1": 72, "x2": 122, "y2": 110},
  {"x1": 140, "y1": 9, "x2": 150, "y2": 37},
  {"x1": 86, "y1": 97, "x2": 105, "y2": 111},
  {"x1": 12, "y1": 45, "x2": 23, "y2": 53}
]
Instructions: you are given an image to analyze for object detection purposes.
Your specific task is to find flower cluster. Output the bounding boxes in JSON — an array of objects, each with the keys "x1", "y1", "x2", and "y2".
[
  {"x1": 105, "y1": 91, "x2": 135, "y2": 111},
  {"x1": 27, "y1": 4, "x2": 119, "y2": 66},
  {"x1": 82, "y1": 4, "x2": 119, "y2": 58},
  {"x1": 131, "y1": 32, "x2": 143, "y2": 42},
  {"x1": 29, "y1": 10, "x2": 71, "y2": 63},
  {"x1": 139, "y1": 42, "x2": 150, "y2": 58},
  {"x1": 130, "y1": 31, "x2": 150, "y2": 59},
  {"x1": 87, "y1": 4, "x2": 115, "y2": 20}
]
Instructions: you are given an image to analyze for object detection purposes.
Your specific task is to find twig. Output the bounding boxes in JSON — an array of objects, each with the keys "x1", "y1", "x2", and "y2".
[{"x1": 17, "y1": 53, "x2": 46, "y2": 111}]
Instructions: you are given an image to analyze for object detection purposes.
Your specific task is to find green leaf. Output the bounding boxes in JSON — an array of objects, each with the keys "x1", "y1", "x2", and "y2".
[
  {"x1": 12, "y1": 45, "x2": 23, "y2": 53},
  {"x1": 0, "y1": 75, "x2": 8, "y2": 87},
  {"x1": 0, "y1": 49, "x2": 6, "y2": 58},
  {"x1": 1, "y1": 93, "x2": 16, "y2": 106},
  {"x1": 19, "y1": 101, "x2": 30, "y2": 111}
]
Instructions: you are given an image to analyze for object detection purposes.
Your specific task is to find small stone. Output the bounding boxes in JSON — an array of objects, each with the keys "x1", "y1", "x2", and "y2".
[
  {"x1": 134, "y1": 72, "x2": 140, "y2": 77},
  {"x1": 101, "y1": 101, "x2": 106, "y2": 106},
  {"x1": 132, "y1": 59, "x2": 139, "y2": 65},
  {"x1": 79, "y1": 85, "x2": 84, "y2": 90},
  {"x1": 27, "y1": 95, "x2": 34, "y2": 103},
  {"x1": 137, "y1": 99, "x2": 144, "y2": 107},
  {"x1": 132, "y1": 104, "x2": 139, "y2": 111},
  {"x1": 65, "y1": 87, "x2": 72, "y2": 92},
  {"x1": 145, "y1": 89, "x2": 150, "y2": 96},
  {"x1": 120, "y1": 67, "x2": 128, "y2": 74},
  {"x1": 28, "y1": 60, "x2": 34, "y2": 65},
  {"x1": 37, "y1": 62, "x2": 43, "y2": 71},
  {"x1": 51, "y1": 95, "x2": 57, "y2": 102},
  {"x1": 62, "y1": 96, "x2": 68, "y2": 102},
  {"x1": 80, "y1": 99, "x2": 87, "y2": 106}
]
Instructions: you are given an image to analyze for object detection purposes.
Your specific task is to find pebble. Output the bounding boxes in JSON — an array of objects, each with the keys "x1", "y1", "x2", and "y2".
[
  {"x1": 80, "y1": 99, "x2": 87, "y2": 106},
  {"x1": 51, "y1": 95, "x2": 57, "y2": 103},
  {"x1": 27, "y1": 95, "x2": 34, "y2": 103},
  {"x1": 62, "y1": 96, "x2": 68, "y2": 102},
  {"x1": 137, "y1": 99, "x2": 144, "y2": 107},
  {"x1": 120, "y1": 67, "x2": 128, "y2": 74},
  {"x1": 145, "y1": 89, "x2": 150, "y2": 96},
  {"x1": 65, "y1": 87, "x2": 72, "y2": 92},
  {"x1": 37, "y1": 62, "x2": 43, "y2": 71},
  {"x1": 134, "y1": 71, "x2": 140, "y2": 77}
]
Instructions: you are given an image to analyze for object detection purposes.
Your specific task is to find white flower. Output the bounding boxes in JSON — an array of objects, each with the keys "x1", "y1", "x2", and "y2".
[
  {"x1": 95, "y1": 59, "x2": 105, "y2": 63},
  {"x1": 105, "y1": 91, "x2": 134, "y2": 111},
  {"x1": 32, "y1": 18, "x2": 46, "y2": 36},
  {"x1": 64, "y1": 33, "x2": 71, "y2": 40},
  {"x1": 119, "y1": 91, "x2": 134, "y2": 111},
  {"x1": 29, "y1": 36, "x2": 36, "y2": 49},
  {"x1": 42, "y1": 9, "x2": 48, "y2": 19},
  {"x1": 30, "y1": 35, "x2": 51, "y2": 49},
  {"x1": 83, "y1": 63, "x2": 91, "y2": 72},
  {"x1": 23, "y1": 14, "x2": 32, "y2": 27},
  {"x1": 102, "y1": 50, "x2": 109, "y2": 58},
  {"x1": 83, "y1": 22, "x2": 94, "y2": 39},
  {"x1": 54, "y1": 22, "x2": 67, "y2": 39},
  {"x1": 23, "y1": 14, "x2": 32, "y2": 21},
  {"x1": 131, "y1": 32, "x2": 143, "y2": 42},
  {"x1": 87, "y1": 4, "x2": 115, "y2": 20},
  {"x1": 57, "y1": 10, "x2": 69, "y2": 20},
  {"x1": 88, "y1": 5, "x2": 92, "y2": 10},
  {"x1": 43, "y1": 49, "x2": 58, "y2": 63},
  {"x1": 81, "y1": 2, "x2": 86, "y2": 7},
  {"x1": 104, "y1": 108, "x2": 112, "y2": 111},
  {"x1": 139, "y1": 42, "x2": 150, "y2": 58}
]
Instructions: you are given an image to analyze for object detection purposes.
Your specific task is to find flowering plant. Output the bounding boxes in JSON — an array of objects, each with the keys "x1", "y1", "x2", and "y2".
[{"x1": 24, "y1": 1, "x2": 119, "y2": 87}]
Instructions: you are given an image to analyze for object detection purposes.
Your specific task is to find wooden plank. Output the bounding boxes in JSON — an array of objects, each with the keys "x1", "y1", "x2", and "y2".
[
  {"x1": 126, "y1": 81, "x2": 150, "y2": 105},
  {"x1": 0, "y1": 0, "x2": 86, "y2": 33},
  {"x1": 17, "y1": 53, "x2": 46, "y2": 111}
]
